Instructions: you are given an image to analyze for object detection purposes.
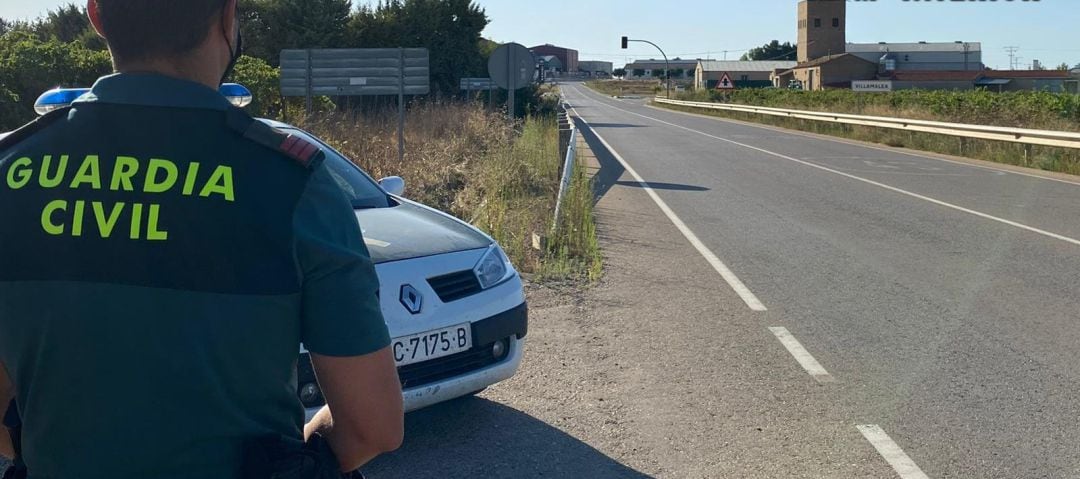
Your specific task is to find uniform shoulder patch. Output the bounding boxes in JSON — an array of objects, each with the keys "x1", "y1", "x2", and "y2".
[
  {"x1": 225, "y1": 109, "x2": 323, "y2": 169},
  {"x1": 274, "y1": 131, "x2": 321, "y2": 168}
]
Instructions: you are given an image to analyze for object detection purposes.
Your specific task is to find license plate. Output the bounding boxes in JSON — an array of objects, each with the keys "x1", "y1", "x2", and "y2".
[{"x1": 392, "y1": 323, "x2": 472, "y2": 367}]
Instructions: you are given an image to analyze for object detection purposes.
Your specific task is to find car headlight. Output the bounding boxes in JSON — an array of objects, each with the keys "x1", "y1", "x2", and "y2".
[{"x1": 474, "y1": 245, "x2": 510, "y2": 289}]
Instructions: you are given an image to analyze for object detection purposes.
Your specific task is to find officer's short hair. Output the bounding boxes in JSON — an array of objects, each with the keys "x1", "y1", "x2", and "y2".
[{"x1": 96, "y1": 0, "x2": 227, "y2": 63}]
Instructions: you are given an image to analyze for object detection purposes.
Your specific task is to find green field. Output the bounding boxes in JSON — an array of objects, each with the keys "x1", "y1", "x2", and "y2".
[{"x1": 661, "y1": 88, "x2": 1080, "y2": 175}]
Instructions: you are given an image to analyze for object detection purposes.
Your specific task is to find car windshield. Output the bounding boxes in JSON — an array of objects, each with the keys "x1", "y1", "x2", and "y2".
[{"x1": 278, "y1": 128, "x2": 390, "y2": 210}]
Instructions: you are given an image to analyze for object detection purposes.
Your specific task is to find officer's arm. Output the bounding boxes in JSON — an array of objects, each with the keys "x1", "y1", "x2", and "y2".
[
  {"x1": 0, "y1": 362, "x2": 13, "y2": 459},
  {"x1": 294, "y1": 163, "x2": 403, "y2": 471},
  {"x1": 305, "y1": 349, "x2": 404, "y2": 471}
]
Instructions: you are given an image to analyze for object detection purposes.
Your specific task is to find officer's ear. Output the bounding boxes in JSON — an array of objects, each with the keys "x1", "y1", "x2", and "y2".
[
  {"x1": 87, "y1": 0, "x2": 106, "y2": 39},
  {"x1": 221, "y1": 0, "x2": 239, "y2": 39}
]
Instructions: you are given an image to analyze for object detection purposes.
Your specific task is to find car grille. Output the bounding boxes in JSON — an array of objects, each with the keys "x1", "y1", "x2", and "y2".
[
  {"x1": 398, "y1": 341, "x2": 502, "y2": 390},
  {"x1": 297, "y1": 342, "x2": 505, "y2": 407},
  {"x1": 427, "y1": 270, "x2": 482, "y2": 303}
]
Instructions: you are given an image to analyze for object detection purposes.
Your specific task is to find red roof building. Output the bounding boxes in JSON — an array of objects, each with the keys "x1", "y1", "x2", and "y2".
[{"x1": 529, "y1": 44, "x2": 578, "y2": 73}]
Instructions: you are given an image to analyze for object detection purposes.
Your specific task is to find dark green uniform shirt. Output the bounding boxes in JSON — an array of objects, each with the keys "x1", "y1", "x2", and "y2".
[{"x1": 0, "y1": 73, "x2": 390, "y2": 478}]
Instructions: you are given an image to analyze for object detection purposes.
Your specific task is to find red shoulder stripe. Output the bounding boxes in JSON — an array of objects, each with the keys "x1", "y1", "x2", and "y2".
[
  {"x1": 278, "y1": 134, "x2": 320, "y2": 167},
  {"x1": 280, "y1": 135, "x2": 300, "y2": 153}
]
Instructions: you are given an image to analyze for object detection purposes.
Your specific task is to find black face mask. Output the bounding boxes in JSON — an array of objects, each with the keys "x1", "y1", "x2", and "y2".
[{"x1": 220, "y1": 14, "x2": 243, "y2": 85}]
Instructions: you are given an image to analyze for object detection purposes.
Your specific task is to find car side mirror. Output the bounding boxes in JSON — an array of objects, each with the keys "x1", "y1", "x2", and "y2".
[{"x1": 379, "y1": 176, "x2": 405, "y2": 196}]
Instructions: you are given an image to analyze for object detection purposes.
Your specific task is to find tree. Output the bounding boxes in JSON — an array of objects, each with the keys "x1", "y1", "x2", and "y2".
[
  {"x1": 346, "y1": 0, "x2": 489, "y2": 96},
  {"x1": 0, "y1": 33, "x2": 112, "y2": 129},
  {"x1": 651, "y1": 68, "x2": 665, "y2": 78},
  {"x1": 741, "y1": 40, "x2": 796, "y2": 61},
  {"x1": 613, "y1": 68, "x2": 626, "y2": 78},
  {"x1": 478, "y1": 38, "x2": 499, "y2": 59},
  {"x1": 228, "y1": 55, "x2": 281, "y2": 118},
  {"x1": 1056, "y1": 62, "x2": 1071, "y2": 71},
  {"x1": 632, "y1": 68, "x2": 645, "y2": 77},
  {"x1": 35, "y1": 4, "x2": 92, "y2": 43},
  {"x1": 238, "y1": 0, "x2": 352, "y2": 66}
]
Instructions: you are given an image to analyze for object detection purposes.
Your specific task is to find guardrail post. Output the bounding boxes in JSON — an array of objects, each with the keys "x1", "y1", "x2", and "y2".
[
  {"x1": 558, "y1": 106, "x2": 572, "y2": 166},
  {"x1": 553, "y1": 122, "x2": 578, "y2": 234}
]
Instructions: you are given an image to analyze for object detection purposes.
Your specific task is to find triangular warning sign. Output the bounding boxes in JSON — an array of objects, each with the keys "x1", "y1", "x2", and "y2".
[{"x1": 716, "y1": 72, "x2": 735, "y2": 90}]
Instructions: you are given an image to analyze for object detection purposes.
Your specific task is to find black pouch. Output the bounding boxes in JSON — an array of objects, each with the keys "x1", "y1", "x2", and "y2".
[
  {"x1": 242, "y1": 433, "x2": 364, "y2": 479},
  {"x1": 2, "y1": 401, "x2": 26, "y2": 479}
]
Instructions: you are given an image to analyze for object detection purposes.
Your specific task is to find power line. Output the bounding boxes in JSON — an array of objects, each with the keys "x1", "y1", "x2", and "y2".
[{"x1": 1003, "y1": 46, "x2": 1020, "y2": 70}]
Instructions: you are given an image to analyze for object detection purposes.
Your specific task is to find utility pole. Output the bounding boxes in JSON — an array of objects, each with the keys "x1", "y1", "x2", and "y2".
[{"x1": 1004, "y1": 46, "x2": 1020, "y2": 70}]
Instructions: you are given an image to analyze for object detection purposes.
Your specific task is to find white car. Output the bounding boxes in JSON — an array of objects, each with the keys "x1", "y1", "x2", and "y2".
[
  {"x1": 281, "y1": 122, "x2": 528, "y2": 416},
  {"x1": 16, "y1": 87, "x2": 529, "y2": 415}
]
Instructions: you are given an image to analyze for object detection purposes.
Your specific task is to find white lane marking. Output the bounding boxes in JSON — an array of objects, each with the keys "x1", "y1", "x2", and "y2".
[
  {"x1": 857, "y1": 425, "x2": 931, "y2": 479},
  {"x1": 565, "y1": 101, "x2": 768, "y2": 312},
  {"x1": 768, "y1": 327, "x2": 833, "y2": 382},
  {"x1": 644, "y1": 97, "x2": 1080, "y2": 188},
  {"x1": 575, "y1": 89, "x2": 1080, "y2": 248}
]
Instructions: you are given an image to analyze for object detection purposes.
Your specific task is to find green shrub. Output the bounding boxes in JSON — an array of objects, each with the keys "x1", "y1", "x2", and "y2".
[{"x1": 0, "y1": 31, "x2": 112, "y2": 130}]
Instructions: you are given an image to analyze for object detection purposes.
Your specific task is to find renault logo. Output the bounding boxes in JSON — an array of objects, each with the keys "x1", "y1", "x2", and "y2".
[{"x1": 400, "y1": 285, "x2": 423, "y2": 314}]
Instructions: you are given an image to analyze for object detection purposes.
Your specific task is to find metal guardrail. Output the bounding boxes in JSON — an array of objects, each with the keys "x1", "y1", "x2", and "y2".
[
  {"x1": 656, "y1": 98, "x2": 1080, "y2": 150},
  {"x1": 553, "y1": 114, "x2": 578, "y2": 232}
]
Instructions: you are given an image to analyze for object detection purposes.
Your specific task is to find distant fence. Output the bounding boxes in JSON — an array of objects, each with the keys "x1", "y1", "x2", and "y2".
[{"x1": 655, "y1": 98, "x2": 1080, "y2": 150}]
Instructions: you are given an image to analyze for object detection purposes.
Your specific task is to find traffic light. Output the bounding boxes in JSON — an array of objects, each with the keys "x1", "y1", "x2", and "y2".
[{"x1": 621, "y1": 36, "x2": 628, "y2": 49}]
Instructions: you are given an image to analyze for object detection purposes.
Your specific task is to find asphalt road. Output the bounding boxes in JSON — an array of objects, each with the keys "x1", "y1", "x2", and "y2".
[{"x1": 547, "y1": 83, "x2": 1080, "y2": 478}]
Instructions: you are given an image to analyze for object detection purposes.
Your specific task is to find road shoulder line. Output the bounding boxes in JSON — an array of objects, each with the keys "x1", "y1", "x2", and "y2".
[
  {"x1": 768, "y1": 327, "x2": 834, "y2": 383},
  {"x1": 565, "y1": 102, "x2": 768, "y2": 312},
  {"x1": 857, "y1": 425, "x2": 931, "y2": 479}
]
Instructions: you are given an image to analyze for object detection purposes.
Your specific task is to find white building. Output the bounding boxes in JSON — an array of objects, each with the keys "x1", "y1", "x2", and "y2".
[
  {"x1": 846, "y1": 42, "x2": 984, "y2": 71},
  {"x1": 579, "y1": 60, "x2": 614, "y2": 76}
]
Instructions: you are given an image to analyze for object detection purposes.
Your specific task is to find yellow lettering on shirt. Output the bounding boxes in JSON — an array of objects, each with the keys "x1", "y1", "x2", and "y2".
[
  {"x1": 14, "y1": 154, "x2": 239, "y2": 242},
  {"x1": 6, "y1": 157, "x2": 33, "y2": 189}
]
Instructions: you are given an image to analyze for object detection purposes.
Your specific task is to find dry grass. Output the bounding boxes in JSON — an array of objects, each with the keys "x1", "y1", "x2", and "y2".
[
  {"x1": 295, "y1": 101, "x2": 602, "y2": 280},
  {"x1": 586, "y1": 80, "x2": 661, "y2": 97}
]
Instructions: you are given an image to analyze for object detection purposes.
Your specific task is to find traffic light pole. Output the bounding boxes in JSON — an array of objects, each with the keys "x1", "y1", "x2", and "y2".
[{"x1": 622, "y1": 37, "x2": 671, "y2": 99}]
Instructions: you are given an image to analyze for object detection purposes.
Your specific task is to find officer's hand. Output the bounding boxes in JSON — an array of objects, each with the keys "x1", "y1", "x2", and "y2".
[{"x1": 305, "y1": 347, "x2": 403, "y2": 472}]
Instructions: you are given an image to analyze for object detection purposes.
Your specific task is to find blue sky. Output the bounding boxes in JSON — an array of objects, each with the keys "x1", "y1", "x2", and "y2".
[{"x1": 3, "y1": 0, "x2": 1077, "y2": 70}]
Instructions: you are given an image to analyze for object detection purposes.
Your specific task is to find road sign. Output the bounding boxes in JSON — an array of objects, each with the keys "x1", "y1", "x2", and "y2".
[
  {"x1": 716, "y1": 72, "x2": 735, "y2": 90},
  {"x1": 280, "y1": 48, "x2": 431, "y2": 164},
  {"x1": 852, "y1": 80, "x2": 893, "y2": 92},
  {"x1": 488, "y1": 43, "x2": 535, "y2": 90},
  {"x1": 460, "y1": 78, "x2": 496, "y2": 91},
  {"x1": 488, "y1": 42, "x2": 536, "y2": 118},
  {"x1": 280, "y1": 48, "x2": 430, "y2": 97}
]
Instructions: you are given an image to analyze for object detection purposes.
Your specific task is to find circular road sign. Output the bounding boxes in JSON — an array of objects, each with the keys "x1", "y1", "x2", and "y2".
[{"x1": 488, "y1": 42, "x2": 536, "y2": 90}]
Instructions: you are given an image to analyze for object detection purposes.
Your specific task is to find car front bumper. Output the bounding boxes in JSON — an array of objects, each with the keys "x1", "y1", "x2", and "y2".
[{"x1": 304, "y1": 301, "x2": 527, "y2": 419}]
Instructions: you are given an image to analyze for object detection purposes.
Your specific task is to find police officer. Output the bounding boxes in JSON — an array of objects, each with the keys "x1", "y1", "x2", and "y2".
[{"x1": 0, "y1": 0, "x2": 404, "y2": 477}]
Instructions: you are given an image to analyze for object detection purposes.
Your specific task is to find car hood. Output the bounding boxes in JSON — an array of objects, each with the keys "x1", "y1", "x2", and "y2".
[{"x1": 355, "y1": 200, "x2": 492, "y2": 264}]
